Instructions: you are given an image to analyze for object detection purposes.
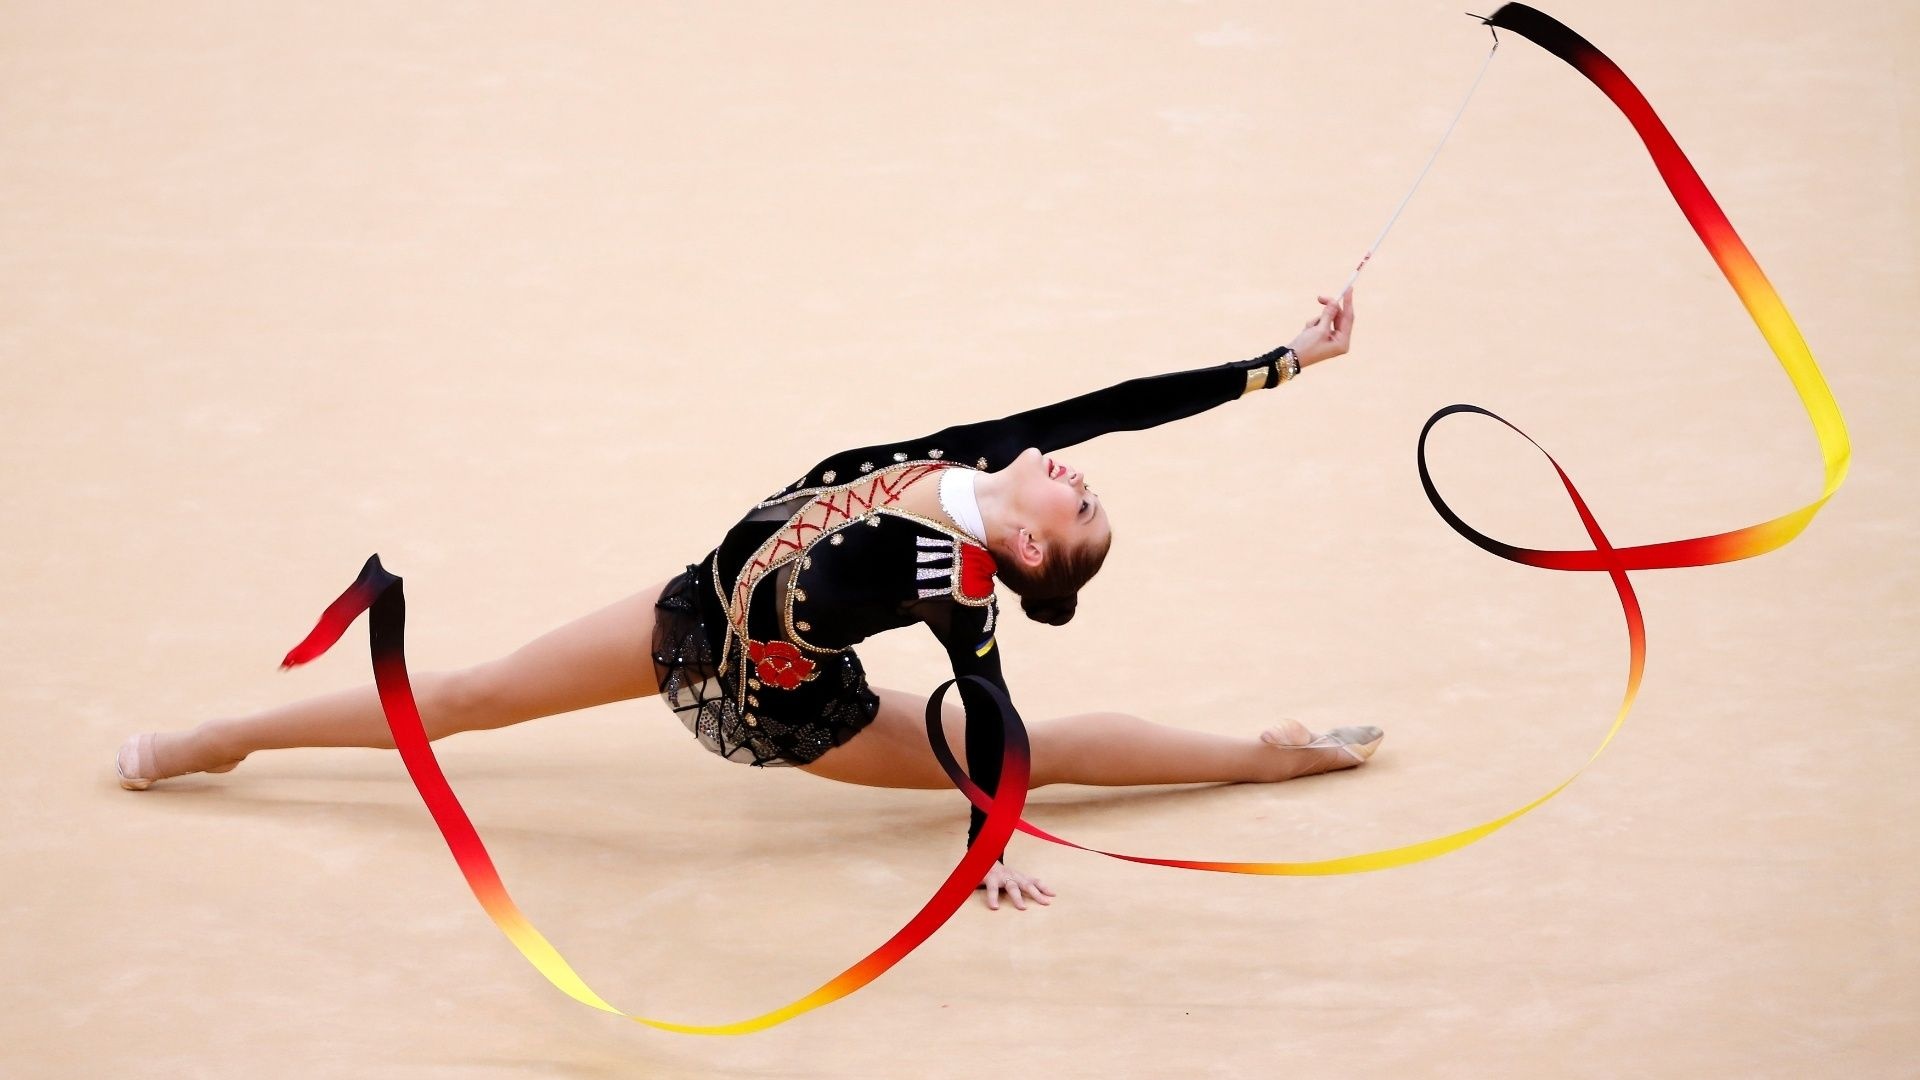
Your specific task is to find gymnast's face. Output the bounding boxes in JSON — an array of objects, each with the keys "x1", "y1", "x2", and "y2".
[{"x1": 1004, "y1": 446, "x2": 1110, "y2": 572}]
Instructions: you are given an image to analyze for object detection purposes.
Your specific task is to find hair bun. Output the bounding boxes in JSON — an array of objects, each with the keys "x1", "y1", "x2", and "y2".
[{"x1": 1020, "y1": 592, "x2": 1078, "y2": 626}]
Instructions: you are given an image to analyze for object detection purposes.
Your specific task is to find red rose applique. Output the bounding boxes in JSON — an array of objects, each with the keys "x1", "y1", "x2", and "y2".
[{"x1": 747, "y1": 639, "x2": 815, "y2": 690}]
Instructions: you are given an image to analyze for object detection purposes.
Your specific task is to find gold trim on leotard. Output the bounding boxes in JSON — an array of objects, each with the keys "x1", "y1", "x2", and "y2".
[{"x1": 720, "y1": 461, "x2": 949, "y2": 711}]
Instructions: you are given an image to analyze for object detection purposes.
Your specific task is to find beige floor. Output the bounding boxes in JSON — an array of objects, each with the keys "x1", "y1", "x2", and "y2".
[{"x1": 4, "y1": 2, "x2": 1915, "y2": 1077}]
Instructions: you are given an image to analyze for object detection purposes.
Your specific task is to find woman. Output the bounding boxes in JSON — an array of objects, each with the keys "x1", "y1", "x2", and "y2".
[{"x1": 116, "y1": 290, "x2": 1375, "y2": 912}]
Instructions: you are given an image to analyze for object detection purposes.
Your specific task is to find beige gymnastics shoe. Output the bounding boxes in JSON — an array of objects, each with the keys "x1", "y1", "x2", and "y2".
[
  {"x1": 1260, "y1": 719, "x2": 1384, "y2": 777},
  {"x1": 115, "y1": 731, "x2": 241, "y2": 790}
]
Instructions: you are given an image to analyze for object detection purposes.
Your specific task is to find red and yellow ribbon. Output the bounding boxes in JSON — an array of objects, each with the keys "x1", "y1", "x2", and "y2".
[
  {"x1": 931, "y1": 0, "x2": 1848, "y2": 874},
  {"x1": 278, "y1": 3, "x2": 1847, "y2": 1029},
  {"x1": 282, "y1": 559, "x2": 1033, "y2": 1033}
]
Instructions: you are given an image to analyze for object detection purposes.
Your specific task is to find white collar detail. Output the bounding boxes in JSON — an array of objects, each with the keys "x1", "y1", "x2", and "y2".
[{"x1": 937, "y1": 465, "x2": 988, "y2": 545}]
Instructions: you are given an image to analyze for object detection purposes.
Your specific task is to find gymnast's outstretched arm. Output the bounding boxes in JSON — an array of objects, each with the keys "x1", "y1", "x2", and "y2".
[{"x1": 919, "y1": 290, "x2": 1357, "y2": 469}]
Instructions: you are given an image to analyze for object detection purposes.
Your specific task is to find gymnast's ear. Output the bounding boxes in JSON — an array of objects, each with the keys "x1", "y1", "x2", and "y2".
[{"x1": 1013, "y1": 527, "x2": 1047, "y2": 572}]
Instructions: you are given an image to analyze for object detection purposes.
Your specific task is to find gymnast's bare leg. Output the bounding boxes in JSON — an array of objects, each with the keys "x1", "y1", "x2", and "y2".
[
  {"x1": 115, "y1": 575, "x2": 678, "y2": 784},
  {"x1": 118, "y1": 573, "x2": 1373, "y2": 791},
  {"x1": 794, "y1": 685, "x2": 1382, "y2": 792}
]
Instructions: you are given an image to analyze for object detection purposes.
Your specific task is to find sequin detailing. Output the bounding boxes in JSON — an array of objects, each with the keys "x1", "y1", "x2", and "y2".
[
  {"x1": 907, "y1": 532, "x2": 997, "y2": 605},
  {"x1": 651, "y1": 562, "x2": 879, "y2": 769},
  {"x1": 747, "y1": 637, "x2": 817, "y2": 689},
  {"x1": 755, "y1": 454, "x2": 978, "y2": 509},
  {"x1": 914, "y1": 535, "x2": 961, "y2": 599},
  {"x1": 719, "y1": 462, "x2": 943, "y2": 713}
]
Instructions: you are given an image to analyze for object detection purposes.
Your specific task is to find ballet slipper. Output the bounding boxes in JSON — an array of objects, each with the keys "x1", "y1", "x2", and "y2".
[
  {"x1": 115, "y1": 733, "x2": 157, "y2": 790},
  {"x1": 1260, "y1": 720, "x2": 1385, "y2": 771},
  {"x1": 115, "y1": 731, "x2": 242, "y2": 790}
]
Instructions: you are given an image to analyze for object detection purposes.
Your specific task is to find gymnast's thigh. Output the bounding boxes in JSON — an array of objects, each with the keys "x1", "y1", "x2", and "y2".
[{"x1": 794, "y1": 685, "x2": 971, "y2": 790}]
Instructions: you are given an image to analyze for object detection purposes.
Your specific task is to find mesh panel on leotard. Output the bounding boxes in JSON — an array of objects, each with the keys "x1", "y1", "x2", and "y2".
[{"x1": 650, "y1": 562, "x2": 880, "y2": 767}]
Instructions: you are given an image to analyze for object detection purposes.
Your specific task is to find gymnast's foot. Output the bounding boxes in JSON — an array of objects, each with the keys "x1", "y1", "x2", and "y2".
[
  {"x1": 1258, "y1": 718, "x2": 1383, "y2": 781},
  {"x1": 115, "y1": 728, "x2": 246, "y2": 790}
]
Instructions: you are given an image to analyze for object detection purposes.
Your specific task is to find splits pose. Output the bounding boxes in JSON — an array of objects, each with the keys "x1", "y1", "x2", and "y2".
[{"x1": 116, "y1": 290, "x2": 1374, "y2": 911}]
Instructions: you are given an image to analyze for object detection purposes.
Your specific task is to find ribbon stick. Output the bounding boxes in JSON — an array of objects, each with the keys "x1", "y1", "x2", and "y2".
[
  {"x1": 280, "y1": 555, "x2": 1031, "y2": 1034},
  {"x1": 1333, "y1": 18, "x2": 1501, "y2": 302}
]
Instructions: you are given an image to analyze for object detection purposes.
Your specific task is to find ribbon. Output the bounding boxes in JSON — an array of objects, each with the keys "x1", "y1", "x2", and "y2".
[
  {"x1": 281, "y1": 555, "x2": 1032, "y2": 1034},
  {"x1": 277, "y1": 2, "x2": 1848, "y2": 1028}
]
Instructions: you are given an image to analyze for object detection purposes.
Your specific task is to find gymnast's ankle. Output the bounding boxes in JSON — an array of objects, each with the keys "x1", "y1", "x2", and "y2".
[{"x1": 180, "y1": 721, "x2": 249, "y2": 775}]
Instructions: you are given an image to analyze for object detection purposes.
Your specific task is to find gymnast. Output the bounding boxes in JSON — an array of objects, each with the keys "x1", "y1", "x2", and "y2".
[{"x1": 116, "y1": 289, "x2": 1377, "y2": 912}]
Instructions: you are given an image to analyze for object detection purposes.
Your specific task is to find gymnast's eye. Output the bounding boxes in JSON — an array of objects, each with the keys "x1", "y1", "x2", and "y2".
[{"x1": 1079, "y1": 499, "x2": 1088, "y2": 514}]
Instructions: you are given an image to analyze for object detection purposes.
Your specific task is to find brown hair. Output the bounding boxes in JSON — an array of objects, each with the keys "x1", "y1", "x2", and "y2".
[{"x1": 994, "y1": 529, "x2": 1113, "y2": 626}]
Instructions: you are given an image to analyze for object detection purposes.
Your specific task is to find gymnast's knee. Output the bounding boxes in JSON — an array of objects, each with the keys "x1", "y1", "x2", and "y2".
[{"x1": 427, "y1": 664, "x2": 511, "y2": 733}]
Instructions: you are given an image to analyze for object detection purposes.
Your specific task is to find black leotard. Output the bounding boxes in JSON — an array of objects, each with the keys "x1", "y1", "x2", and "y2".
[{"x1": 671, "y1": 344, "x2": 1294, "y2": 861}]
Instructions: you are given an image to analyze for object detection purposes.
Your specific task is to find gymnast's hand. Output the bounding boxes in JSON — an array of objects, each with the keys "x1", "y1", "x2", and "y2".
[
  {"x1": 977, "y1": 862, "x2": 1056, "y2": 911},
  {"x1": 1286, "y1": 289, "x2": 1356, "y2": 369}
]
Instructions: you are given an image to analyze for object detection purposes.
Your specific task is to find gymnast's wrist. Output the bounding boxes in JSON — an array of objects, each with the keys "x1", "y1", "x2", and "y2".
[
  {"x1": 1274, "y1": 346, "x2": 1301, "y2": 383},
  {"x1": 1242, "y1": 347, "x2": 1301, "y2": 395}
]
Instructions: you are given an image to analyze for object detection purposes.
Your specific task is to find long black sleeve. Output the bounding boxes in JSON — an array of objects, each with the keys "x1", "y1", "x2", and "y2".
[
  {"x1": 910, "y1": 593, "x2": 1015, "y2": 864},
  {"x1": 921, "y1": 346, "x2": 1293, "y2": 471},
  {"x1": 765, "y1": 346, "x2": 1292, "y2": 506}
]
